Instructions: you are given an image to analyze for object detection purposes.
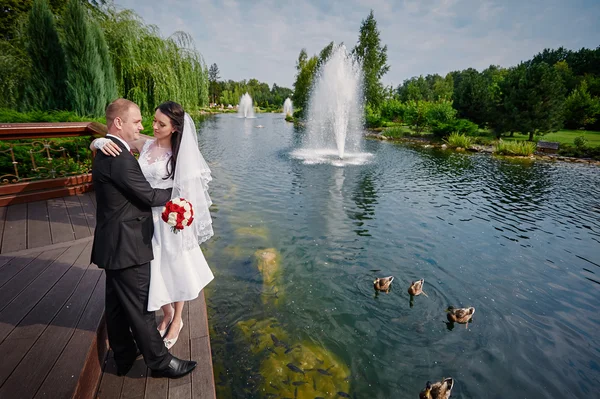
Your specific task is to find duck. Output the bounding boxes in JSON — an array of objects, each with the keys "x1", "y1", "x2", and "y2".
[
  {"x1": 419, "y1": 377, "x2": 454, "y2": 399},
  {"x1": 373, "y1": 276, "x2": 394, "y2": 293},
  {"x1": 446, "y1": 306, "x2": 475, "y2": 328},
  {"x1": 408, "y1": 279, "x2": 428, "y2": 297}
]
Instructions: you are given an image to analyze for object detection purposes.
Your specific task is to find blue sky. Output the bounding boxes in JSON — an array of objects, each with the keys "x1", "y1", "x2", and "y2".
[{"x1": 114, "y1": 0, "x2": 600, "y2": 88}]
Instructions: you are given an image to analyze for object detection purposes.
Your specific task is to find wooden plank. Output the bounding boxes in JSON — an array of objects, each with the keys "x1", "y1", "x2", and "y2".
[
  {"x1": 0, "y1": 235, "x2": 92, "y2": 258},
  {"x1": 78, "y1": 193, "x2": 97, "y2": 231},
  {"x1": 96, "y1": 354, "x2": 125, "y2": 399},
  {"x1": 47, "y1": 198, "x2": 75, "y2": 244},
  {"x1": 0, "y1": 242, "x2": 87, "y2": 347},
  {"x1": 168, "y1": 303, "x2": 191, "y2": 392},
  {"x1": 120, "y1": 359, "x2": 148, "y2": 398},
  {"x1": 1, "y1": 203, "x2": 27, "y2": 253},
  {"x1": 0, "y1": 207, "x2": 6, "y2": 249},
  {"x1": 0, "y1": 252, "x2": 42, "y2": 288},
  {"x1": 0, "y1": 255, "x2": 14, "y2": 269},
  {"x1": 0, "y1": 266, "x2": 103, "y2": 398},
  {"x1": 73, "y1": 314, "x2": 108, "y2": 399},
  {"x1": 0, "y1": 247, "x2": 66, "y2": 311},
  {"x1": 0, "y1": 174, "x2": 92, "y2": 196},
  {"x1": 144, "y1": 368, "x2": 168, "y2": 399},
  {"x1": 88, "y1": 191, "x2": 97, "y2": 209},
  {"x1": 168, "y1": 383, "x2": 191, "y2": 399},
  {"x1": 35, "y1": 267, "x2": 106, "y2": 399},
  {"x1": 0, "y1": 183, "x2": 94, "y2": 207},
  {"x1": 190, "y1": 337, "x2": 216, "y2": 399},
  {"x1": 0, "y1": 243, "x2": 92, "y2": 386},
  {"x1": 64, "y1": 195, "x2": 91, "y2": 240},
  {"x1": 188, "y1": 292, "x2": 209, "y2": 339},
  {"x1": 27, "y1": 200, "x2": 52, "y2": 249}
]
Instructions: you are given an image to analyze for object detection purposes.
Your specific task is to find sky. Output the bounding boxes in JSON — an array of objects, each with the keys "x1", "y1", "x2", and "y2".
[{"x1": 114, "y1": 0, "x2": 600, "y2": 89}]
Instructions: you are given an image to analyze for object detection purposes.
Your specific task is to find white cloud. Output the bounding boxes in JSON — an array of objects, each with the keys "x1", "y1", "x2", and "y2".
[{"x1": 114, "y1": 0, "x2": 600, "y2": 89}]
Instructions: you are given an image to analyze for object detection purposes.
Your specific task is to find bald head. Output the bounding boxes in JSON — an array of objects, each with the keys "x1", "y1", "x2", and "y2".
[
  {"x1": 105, "y1": 98, "x2": 143, "y2": 142},
  {"x1": 106, "y1": 98, "x2": 138, "y2": 129}
]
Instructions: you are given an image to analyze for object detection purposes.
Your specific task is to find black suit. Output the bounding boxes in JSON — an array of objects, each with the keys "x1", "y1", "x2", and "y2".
[{"x1": 91, "y1": 136, "x2": 172, "y2": 371}]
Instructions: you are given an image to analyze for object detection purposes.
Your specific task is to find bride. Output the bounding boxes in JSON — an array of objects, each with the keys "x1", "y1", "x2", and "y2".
[{"x1": 91, "y1": 101, "x2": 214, "y2": 349}]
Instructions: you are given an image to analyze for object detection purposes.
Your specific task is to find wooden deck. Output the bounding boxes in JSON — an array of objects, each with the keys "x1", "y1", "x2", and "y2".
[{"x1": 0, "y1": 193, "x2": 216, "y2": 399}]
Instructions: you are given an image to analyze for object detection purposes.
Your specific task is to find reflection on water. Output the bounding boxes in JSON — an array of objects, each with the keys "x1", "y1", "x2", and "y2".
[{"x1": 198, "y1": 114, "x2": 600, "y2": 398}]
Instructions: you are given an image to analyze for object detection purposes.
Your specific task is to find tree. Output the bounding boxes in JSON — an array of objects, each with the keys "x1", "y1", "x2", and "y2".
[
  {"x1": 564, "y1": 80, "x2": 600, "y2": 129},
  {"x1": 24, "y1": 0, "x2": 69, "y2": 111},
  {"x1": 208, "y1": 63, "x2": 220, "y2": 103},
  {"x1": 352, "y1": 10, "x2": 389, "y2": 109},
  {"x1": 292, "y1": 48, "x2": 318, "y2": 114},
  {"x1": 451, "y1": 68, "x2": 489, "y2": 126},
  {"x1": 317, "y1": 41, "x2": 335, "y2": 68},
  {"x1": 501, "y1": 62, "x2": 565, "y2": 141},
  {"x1": 89, "y1": 18, "x2": 118, "y2": 106},
  {"x1": 63, "y1": 0, "x2": 105, "y2": 116}
]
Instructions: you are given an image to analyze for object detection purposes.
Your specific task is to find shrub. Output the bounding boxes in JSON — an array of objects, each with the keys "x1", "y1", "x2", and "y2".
[
  {"x1": 365, "y1": 104, "x2": 382, "y2": 128},
  {"x1": 445, "y1": 132, "x2": 473, "y2": 148},
  {"x1": 382, "y1": 126, "x2": 405, "y2": 138},
  {"x1": 494, "y1": 140, "x2": 536, "y2": 156},
  {"x1": 574, "y1": 135, "x2": 588, "y2": 150},
  {"x1": 403, "y1": 100, "x2": 430, "y2": 133},
  {"x1": 380, "y1": 99, "x2": 405, "y2": 122}
]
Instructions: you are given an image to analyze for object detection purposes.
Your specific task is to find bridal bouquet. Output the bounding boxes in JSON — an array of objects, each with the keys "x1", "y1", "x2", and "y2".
[{"x1": 161, "y1": 198, "x2": 194, "y2": 234}]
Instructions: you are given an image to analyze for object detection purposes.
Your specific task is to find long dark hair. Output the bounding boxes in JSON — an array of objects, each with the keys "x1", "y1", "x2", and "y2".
[{"x1": 156, "y1": 101, "x2": 184, "y2": 180}]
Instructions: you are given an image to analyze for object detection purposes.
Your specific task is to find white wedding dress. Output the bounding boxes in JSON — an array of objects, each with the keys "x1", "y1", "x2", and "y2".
[{"x1": 139, "y1": 139, "x2": 214, "y2": 311}]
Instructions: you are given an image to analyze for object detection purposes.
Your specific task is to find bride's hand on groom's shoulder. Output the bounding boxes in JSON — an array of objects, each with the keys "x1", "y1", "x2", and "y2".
[{"x1": 95, "y1": 139, "x2": 122, "y2": 157}]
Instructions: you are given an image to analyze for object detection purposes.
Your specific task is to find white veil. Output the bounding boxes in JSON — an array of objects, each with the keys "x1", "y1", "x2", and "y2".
[{"x1": 172, "y1": 113, "x2": 214, "y2": 250}]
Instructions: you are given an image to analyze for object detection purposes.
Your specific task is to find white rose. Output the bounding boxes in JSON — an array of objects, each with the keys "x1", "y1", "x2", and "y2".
[
  {"x1": 183, "y1": 211, "x2": 191, "y2": 220},
  {"x1": 181, "y1": 219, "x2": 189, "y2": 227},
  {"x1": 183, "y1": 203, "x2": 191, "y2": 212},
  {"x1": 172, "y1": 198, "x2": 181, "y2": 206},
  {"x1": 167, "y1": 212, "x2": 178, "y2": 226}
]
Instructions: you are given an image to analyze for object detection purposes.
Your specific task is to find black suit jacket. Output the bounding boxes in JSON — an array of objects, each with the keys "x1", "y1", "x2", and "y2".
[{"x1": 91, "y1": 136, "x2": 172, "y2": 270}]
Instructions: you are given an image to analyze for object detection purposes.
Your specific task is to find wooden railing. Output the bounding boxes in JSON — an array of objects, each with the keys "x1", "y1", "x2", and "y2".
[{"x1": 0, "y1": 122, "x2": 107, "y2": 206}]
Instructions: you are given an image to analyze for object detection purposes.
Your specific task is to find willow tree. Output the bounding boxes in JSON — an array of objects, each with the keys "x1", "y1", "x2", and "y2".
[
  {"x1": 24, "y1": 0, "x2": 68, "y2": 110},
  {"x1": 90, "y1": 19, "x2": 118, "y2": 106},
  {"x1": 63, "y1": 0, "x2": 105, "y2": 116},
  {"x1": 101, "y1": 8, "x2": 208, "y2": 114}
]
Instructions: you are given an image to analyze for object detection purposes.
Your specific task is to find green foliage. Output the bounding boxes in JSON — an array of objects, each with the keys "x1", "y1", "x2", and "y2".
[
  {"x1": 352, "y1": 10, "x2": 389, "y2": 108},
  {"x1": 365, "y1": 104, "x2": 382, "y2": 128},
  {"x1": 90, "y1": 18, "x2": 118, "y2": 105},
  {"x1": 0, "y1": 41, "x2": 30, "y2": 109},
  {"x1": 24, "y1": 0, "x2": 69, "y2": 111},
  {"x1": 379, "y1": 98, "x2": 404, "y2": 121},
  {"x1": 498, "y1": 62, "x2": 566, "y2": 141},
  {"x1": 102, "y1": 7, "x2": 209, "y2": 114},
  {"x1": 563, "y1": 80, "x2": 600, "y2": 129},
  {"x1": 451, "y1": 68, "x2": 491, "y2": 126},
  {"x1": 445, "y1": 132, "x2": 473, "y2": 148},
  {"x1": 397, "y1": 73, "x2": 454, "y2": 103},
  {"x1": 573, "y1": 135, "x2": 588, "y2": 149},
  {"x1": 382, "y1": 126, "x2": 406, "y2": 138},
  {"x1": 558, "y1": 143, "x2": 600, "y2": 160},
  {"x1": 403, "y1": 100, "x2": 431, "y2": 134},
  {"x1": 494, "y1": 140, "x2": 537, "y2": 156},
  {"x1": 209, "y1": 63, "x2": 220, "y2": 103},
  {"x1": 426, "y1": 100, "x2": 457, "y2": 137},
  {"x1": 292, "y1": 49, "x2": 318, "y2": 116},
  {"x1": 0, "y1": 108, "x2": 103, "y2": 123},
  {"x1": 63, "y1": 0, "x2": 106, "y2": 117}
]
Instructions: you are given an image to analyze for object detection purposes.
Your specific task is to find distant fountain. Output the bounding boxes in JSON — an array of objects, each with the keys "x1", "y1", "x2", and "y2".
[
  {"x1": 283, "y1": 98, "x2": 293, "y2": 116},
  {"x1": 238, "y1": 92, "x2": 255, "y2": 118},
  {"x1": 291, "y1": 44, "x2": 371, "y2": 166}
]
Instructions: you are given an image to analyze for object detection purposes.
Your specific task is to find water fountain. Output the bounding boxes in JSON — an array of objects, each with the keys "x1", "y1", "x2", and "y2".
[
  {"x1": 237, "y1": 92, "x2": 255, "y2": 118},
  {"x1": 283, "y1": 97, "x2": 293, "y2": 116},
  {"x1": 291, "y1": 44, "x2": 371, "y2": 166}
]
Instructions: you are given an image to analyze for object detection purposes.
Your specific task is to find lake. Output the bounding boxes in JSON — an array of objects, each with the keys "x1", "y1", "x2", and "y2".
[{"x1": 197, "y1": 113, "x2": 600, "y2": 399}]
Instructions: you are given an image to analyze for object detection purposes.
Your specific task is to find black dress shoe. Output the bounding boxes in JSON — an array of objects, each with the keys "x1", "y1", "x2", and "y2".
[
  {"x1": 152, "y1": 356, "x2": 197, "y2": 379},
  {"x1": 116, "y1": 361, "x2": 134, "y2": 377}
]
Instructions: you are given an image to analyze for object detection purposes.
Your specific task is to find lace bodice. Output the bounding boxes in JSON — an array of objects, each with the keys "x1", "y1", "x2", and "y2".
[{"x1": 139, "y1": 139, "x2": 173, "y2": 189}]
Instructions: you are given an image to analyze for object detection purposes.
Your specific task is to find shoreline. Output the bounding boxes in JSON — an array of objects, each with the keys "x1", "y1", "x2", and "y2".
[{"x1": 365, "y1": 132, "x2": 600, "y2": 166}]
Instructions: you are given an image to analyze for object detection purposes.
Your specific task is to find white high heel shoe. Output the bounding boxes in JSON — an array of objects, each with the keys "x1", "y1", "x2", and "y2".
[
  {"x1": 157, "y1": 306, "x2": 174, "y2": 337},
  {"x1": 164, "y1": 321, "x2": 184, "y2": 350}
]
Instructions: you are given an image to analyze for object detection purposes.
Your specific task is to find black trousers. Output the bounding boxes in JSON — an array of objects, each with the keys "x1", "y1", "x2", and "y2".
[{"x1": 105, "y1": 263, "x2": 172, "y2": 370}]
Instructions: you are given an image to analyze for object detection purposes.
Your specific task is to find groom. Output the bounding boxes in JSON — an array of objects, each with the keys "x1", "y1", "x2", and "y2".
[{"x1": 91, "y1": 98, "x2": 196, "y2": 378}]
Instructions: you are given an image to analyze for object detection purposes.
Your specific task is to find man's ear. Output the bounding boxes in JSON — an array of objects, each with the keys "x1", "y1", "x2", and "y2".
[{"x1": 114, "y1": 116, "x2": 123, "y2": 130}]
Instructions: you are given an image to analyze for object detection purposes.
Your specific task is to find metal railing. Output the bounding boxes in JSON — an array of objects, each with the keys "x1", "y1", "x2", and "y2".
[{"x1": 0, "y1": 122, "x2": 106, "y2": 185}]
